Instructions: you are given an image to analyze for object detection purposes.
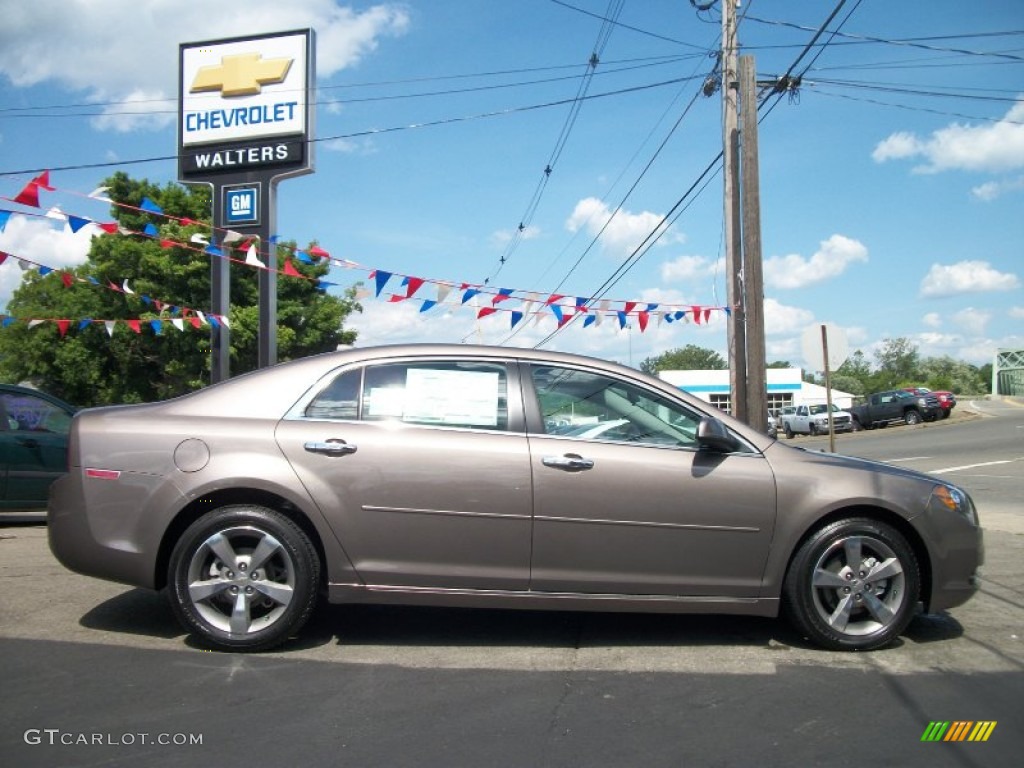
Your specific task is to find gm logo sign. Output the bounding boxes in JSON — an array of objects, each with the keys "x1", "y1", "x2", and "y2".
[{"x1": 223, "y1": 185, "x2": 259, "y2": 226}]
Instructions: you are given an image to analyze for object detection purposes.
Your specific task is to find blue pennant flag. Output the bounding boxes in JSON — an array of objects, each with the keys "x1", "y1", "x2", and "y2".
[
  {"x1": 140, "y1": 197, "x2": 163, "y2": 215},
  {"x1": 374, "y1": 270, "x2": 392, "y2": 296}
]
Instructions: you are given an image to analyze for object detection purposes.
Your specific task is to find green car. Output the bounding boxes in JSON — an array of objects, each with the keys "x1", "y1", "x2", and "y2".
[{"x1": 0, "y1": 384, "x2": 76, "y2": 521}]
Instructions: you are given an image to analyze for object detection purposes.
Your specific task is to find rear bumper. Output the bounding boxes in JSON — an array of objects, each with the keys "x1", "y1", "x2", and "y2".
[{"x1": 47, "y1": 469, "x2": 182, "y2": 590}]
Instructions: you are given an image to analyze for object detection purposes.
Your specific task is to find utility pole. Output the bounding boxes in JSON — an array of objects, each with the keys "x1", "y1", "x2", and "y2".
[
  {"x1": 740, "y1": 55, "x2": 767, "y2": 428},
  {"x1": 721, "y1": 0, "x2": 747, "y2": 422}
]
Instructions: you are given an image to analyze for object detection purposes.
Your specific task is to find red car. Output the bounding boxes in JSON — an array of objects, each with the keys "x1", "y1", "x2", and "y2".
[{"x1": 903, "y1": 387, "x2": 956, "y2": 419}]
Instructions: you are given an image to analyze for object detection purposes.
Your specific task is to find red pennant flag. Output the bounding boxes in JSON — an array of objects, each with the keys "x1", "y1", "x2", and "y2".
[
  {"x1": 624, "y1": 301, "x2": 637, "y2": 314},
  {"x1": 61, "y1": 273, "x2": 73, "y2": 288},
  {"x1": 98, "y1": 222, "x2": 119, "y2": 233},
  {"x1": 558, "y1": 309, "x2": 574, "y2": 328},
  {"x1": 404, "y1": 277, "x2": 425, "y2": 298},
  {"x1": 56, "y1": 319, "x2": 71, "y2": 337},
  {"x1": 14, "y1": 180, "x2": 41, "y2": 207},
  {"x1": 703, "y1": 308, "x2": 712, "y2": 324},
  {"x1": 35, "y1": 171, "x2": 54, "y2": 191},
  {"x1": 388, "y1": 294, "x2": 407, "y2": 303},
  {"x1": 309, "y1": 245, "x2": 330, "y2": 259},
  {"x1": 477, "y1": 307, "x2": 498, "y2": 319},
  {"x1": 127, "y1": 320, "x2": 142, "y2": 334},
  {"x1": 159, "y1": 239, "x2": 175, "y2": 249},
  {"x1": 189, "y1": 317, "x2": 202, "y2": 329},
  {"x1": 545, "y1": 294, "x2": 565, "y2": 305},
  {"x1": 282, "y1": 259, "x2": 302, "y2": 277},
  {"x1": 638, "y1": 311, "x2": 649, "y2": 332}
]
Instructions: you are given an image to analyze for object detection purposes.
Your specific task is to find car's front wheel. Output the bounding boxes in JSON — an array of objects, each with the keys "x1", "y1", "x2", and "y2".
[
  {"x1": 783, "y1": 517, "x2": 920, "y2": 651},
  {"x1": 905, "y1": 410, "x2": 922, "y2": 426},
  {"x1": 167, "y1": 505, "x2": 320, "y2": 652}
]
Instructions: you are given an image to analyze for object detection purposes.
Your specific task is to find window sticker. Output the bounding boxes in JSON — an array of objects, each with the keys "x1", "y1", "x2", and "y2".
[
  {"x1": 366, "y1": 387, "x2": 406, "y2": 418},
  {"x1": 404, "y1": 368, "x2": 500, "y2": 426}
]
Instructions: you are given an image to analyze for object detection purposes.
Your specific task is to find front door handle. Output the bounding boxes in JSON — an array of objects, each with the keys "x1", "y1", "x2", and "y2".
[
  {"x1": 542, "y1": 454, "x2": 594, "y2": 472},
  {"x1": 304, "y1": 439, "x2": 357, "y2": 457}
]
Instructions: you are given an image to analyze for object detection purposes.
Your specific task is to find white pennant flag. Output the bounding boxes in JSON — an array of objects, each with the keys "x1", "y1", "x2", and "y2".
[
  {"x1": 436, "y1": 284, "x2": 452, "y2": 304},
  {"x1": 195, "y1": 311, "x2": 207, "y2": 326},
  {"x1": 244, "y1": 245, "x2": 265, "y2": 268},
  {"x1": 190, "y1": 233, "x2": 209, "y2": 245},
  {"x1": 104, "y1": 321, "x2": 116, "y2": 336},
  {"x1": 45, "y1": 206, "x2": 66, "y2": 221},
  {"x1": 122, "y1": 279, "x2": 135, "y2": 295},
  {"x1": 222, "y1": 230, "x2": 243, "y2": 245},
  {"x1": 171, "y1": 319, "x2": 185, "y2": 332},
  {"x1": 88, "y1": 186, "x2": 111, "y2": 201},
  {"x1": 28, "y1": 319, "x2": 45, "y2": 328},
  {"x1": 218, "y1": 315, "x2": 230, "y2": 329}
]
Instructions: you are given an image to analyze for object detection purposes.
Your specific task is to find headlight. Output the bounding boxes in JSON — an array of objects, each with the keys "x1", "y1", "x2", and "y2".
[{"x1": 929, "y1": 484, "x2": 978, "y2": 526}]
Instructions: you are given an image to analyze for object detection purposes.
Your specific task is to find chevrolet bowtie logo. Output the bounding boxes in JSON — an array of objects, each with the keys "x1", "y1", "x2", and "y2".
[{"x1": 191, "y1": 53, "x2": 292, "y2": 97}]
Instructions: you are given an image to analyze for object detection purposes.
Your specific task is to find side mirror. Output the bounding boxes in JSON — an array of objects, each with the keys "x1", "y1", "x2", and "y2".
[{"x1": 696, "y1": 416, "x2": 740, "y2": 453}]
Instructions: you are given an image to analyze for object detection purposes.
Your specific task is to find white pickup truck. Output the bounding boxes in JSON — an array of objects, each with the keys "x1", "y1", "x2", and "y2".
[{"x1": 782, "y1": 403, "x2": 854, "y2": 438}]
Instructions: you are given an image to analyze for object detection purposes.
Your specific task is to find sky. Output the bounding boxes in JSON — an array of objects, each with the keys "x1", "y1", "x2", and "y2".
[{"x1": 0, "y1": 0, "x2": 1021, "y2": 374}]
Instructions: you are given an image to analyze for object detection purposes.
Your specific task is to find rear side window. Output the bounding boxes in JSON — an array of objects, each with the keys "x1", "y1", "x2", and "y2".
[{"x1": 306, "y1": 361, "x2": 510, "y2": 431}]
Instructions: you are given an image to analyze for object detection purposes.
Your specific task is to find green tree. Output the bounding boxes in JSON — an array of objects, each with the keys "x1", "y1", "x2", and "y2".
[
  {"x1": 918, "y1": 355, "x2": 989, "y2": 395},
  {"x1": 639, "y1": 345, "x2": 727, "y2": 375},
  {"x1": 873, "y1": 337, "x2": 920, "y2": 389},
  {"x1": 0, "y1": 172, "x2": 361, "y2": 406}
]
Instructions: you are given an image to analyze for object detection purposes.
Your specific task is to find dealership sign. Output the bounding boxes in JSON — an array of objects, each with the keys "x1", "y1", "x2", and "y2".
[{"x1": 178, "y1": 29, "x2": 314, "y2": 178}]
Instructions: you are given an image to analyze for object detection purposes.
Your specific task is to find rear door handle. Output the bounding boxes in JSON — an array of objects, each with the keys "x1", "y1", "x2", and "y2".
[
  {"x1": 304, "y1": 439, "x2": 357, "y2": 457},
  {"x1": 542, "y1": 454, "x2": 594, "y2": 472}
]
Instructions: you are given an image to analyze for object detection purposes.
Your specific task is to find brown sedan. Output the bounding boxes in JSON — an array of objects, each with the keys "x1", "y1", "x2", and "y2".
[{"x1": 48, "y1": 344, "x2": 982, "y2": 652}]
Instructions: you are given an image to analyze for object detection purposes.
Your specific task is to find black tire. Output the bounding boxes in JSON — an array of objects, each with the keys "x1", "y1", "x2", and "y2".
[
  {"x1": 783, "y1": 517, "x2": 920, "y2": 651},
  {"x1": 809, "y1": 423, "x2": 819, "y2": 436},
  {"x1": 168, "y1": 505, "x2": 320, "y2": 652},
  {"x1": 784, "y1": 423, "x2": 794, "y2": 439},
  {"x1": 941, "y1": 410, "x2": 951, "y2": 420},
  {"x1": 904, "y1": 409, "x2": 922, "y2": 426}
]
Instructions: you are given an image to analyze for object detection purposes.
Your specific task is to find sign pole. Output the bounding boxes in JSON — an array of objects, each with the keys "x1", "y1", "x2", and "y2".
[{"x1": 178, "y1": 29, "x2": 315, "y2": 383}]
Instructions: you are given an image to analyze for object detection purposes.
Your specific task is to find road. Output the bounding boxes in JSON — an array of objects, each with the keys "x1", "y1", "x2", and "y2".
[{"x1": 1, "y1": 399, "x2": 1022, "y2": 767}]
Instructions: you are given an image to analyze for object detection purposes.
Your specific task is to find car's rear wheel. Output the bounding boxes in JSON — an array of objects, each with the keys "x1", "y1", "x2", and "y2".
[
  {"x1": 783, "y1": 517, "x2": 920, "y2": 651},
  {"x1": 904, "y1": 410, "x2": 922, "y2": 426},
  {"x1": 168, "y1": 505, "x2": 320, "y2": 652},
  {"x1": 784, "y1": 424, "x2": 794, "y2": 439}
]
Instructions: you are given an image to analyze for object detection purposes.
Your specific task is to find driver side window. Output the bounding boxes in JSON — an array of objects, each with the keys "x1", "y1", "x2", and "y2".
[{"x1": 530, "y1": 365, "x2": 702, "y2": 448}]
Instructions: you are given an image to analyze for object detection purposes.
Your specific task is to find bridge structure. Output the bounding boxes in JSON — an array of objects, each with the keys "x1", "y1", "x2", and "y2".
[{"x1": 993, "y1": 348, "x2": 1024, "y2": 395}]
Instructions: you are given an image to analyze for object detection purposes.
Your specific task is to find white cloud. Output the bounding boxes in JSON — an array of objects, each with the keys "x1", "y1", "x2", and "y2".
[
  {"x1": 872, "y1": 99, "x2": 1024, "y2": 174},
  {"x1": 491, "y1": 225, "x2": 540, "y2": 246},
  {"x1": 951, "y1": 307, "x2": 992, "y2": 336},
  {"x1": 919, "y1": 260, "x2": 1020, "y2": 297},
  {"x1": 659, "y1": 254, "x2": 723, "y2": 283},
  {"x1": 917, "y1": 307, "x2": 987, "y2": 333},
  {"x1": 763, "y1": 298, "x2": 814, "y2": 335},
  {"x1": 565, "y1": 197, "x2": 682, "y2": 259},
  {"x1": 0, "y1": 215, "x2": 94, "y2": 309},
  {"x1": 763, "y1": 234, "x2": 868, "y2": 290},
  {"x1": 0, "y1": 1, "x2": 410, "y2": 133},
  {"x1": 1010, "y1": 306, "x2": 1024, "y2": 320},
  {"x1": 971, "y1": 175, "x2": 1024, "y2": 201}
]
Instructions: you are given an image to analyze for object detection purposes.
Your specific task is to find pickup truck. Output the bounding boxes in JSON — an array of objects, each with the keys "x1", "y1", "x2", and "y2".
[
  {"x1": 849, "y1": 389, "x2": 941, "y2": 429},
  {"x1": 781, "y1": 403, "x2": 854, "y2": 438}
]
